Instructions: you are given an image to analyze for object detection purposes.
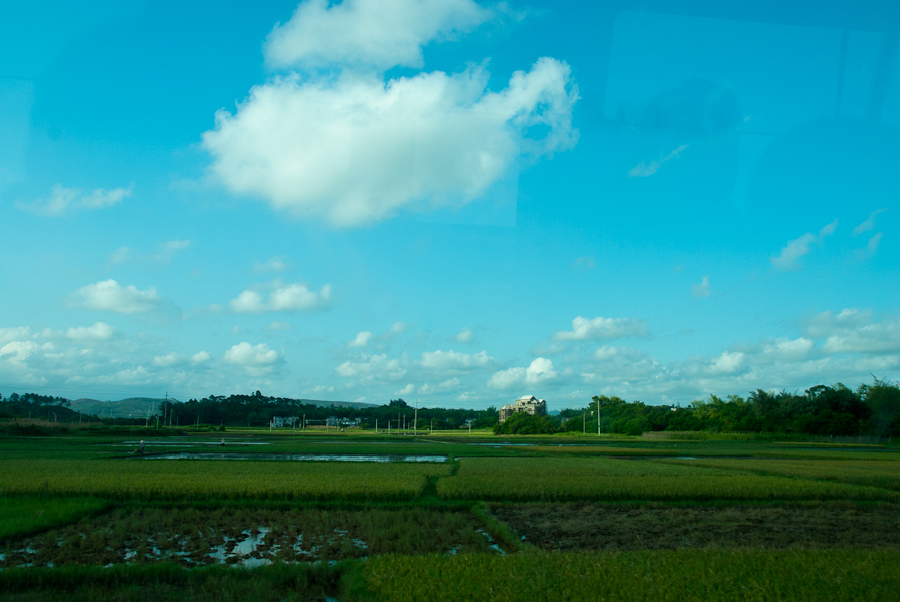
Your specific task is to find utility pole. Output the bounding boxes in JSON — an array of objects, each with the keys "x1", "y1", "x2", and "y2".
[
  {"x1": 583, "y1": 412, "x2": 585, "y2": 435},
  {"x1": 597, "y1": 396, "x2": 601, "y2": 436},
  {"x1": 414, "y1": 400, "x2": 418, "y2": 437}
]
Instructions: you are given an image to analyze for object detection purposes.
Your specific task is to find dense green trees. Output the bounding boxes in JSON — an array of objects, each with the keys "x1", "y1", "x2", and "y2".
[{"x1": 2, "y1": 380, "x2": 898, "y2": 437}]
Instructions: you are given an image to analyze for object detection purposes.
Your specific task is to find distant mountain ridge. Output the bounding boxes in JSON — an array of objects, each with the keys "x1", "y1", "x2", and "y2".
[{"x1": 69, "y1": 396, "x2": 372, "y2": 418}]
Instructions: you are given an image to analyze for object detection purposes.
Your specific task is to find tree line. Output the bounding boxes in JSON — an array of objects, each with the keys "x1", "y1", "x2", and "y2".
[{"x1": 2, "y1": 380, "x2": 899, "y2": 438}]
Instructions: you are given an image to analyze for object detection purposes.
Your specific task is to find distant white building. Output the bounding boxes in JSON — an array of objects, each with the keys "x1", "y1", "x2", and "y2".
[
  {"x1": 270, "y1": 416, "x2": 299, "y2": 428},
  {"x1": 499, "y1": 395, "x2": 547, "y2": 422}
]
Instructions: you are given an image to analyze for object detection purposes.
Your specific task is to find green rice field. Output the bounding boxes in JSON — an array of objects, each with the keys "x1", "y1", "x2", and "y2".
[{"x1": 0, "y1": 428, "x2": 897, "y2": 600}]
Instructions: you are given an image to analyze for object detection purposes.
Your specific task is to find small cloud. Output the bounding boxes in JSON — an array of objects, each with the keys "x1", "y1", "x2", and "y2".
[
  {"x1": 109, "y1": 247, "x2": 134, "y2": 265},
  {"x1": 852, "y1": 209, "x2": 887, "y2": 236},
  {"x1": 854, "y1": 232, "x2": 883, "y2": 261},
  {"x1": 572, "y1": 256, "x2": 595, "y2": 271},
  {"x1": 771, "y1": 219, "x2": 838, "y2": 271},
  {"x1": 267, "y1": 321, "x2": 292, "y2": 331},
  {"x1": 65, "y1": 322, "x2": 115, "y2": 340},
  {"x1": 628, "y1": 145, "x2": 688, "y2": 178},
  {"x1": 691, "y1": 275, "x2": 711, "y2": 298},
  {"x1": 553, "y1": 316, "x2": 648, "y2": 341},
  {"x1": 388, "y1": 322, "x2": 410, "y2": 336},
  {"x1": 455, "y1": 327, "x2": 473, "y2": 343},
  {"x1": 397, "y1": 383, "x2": 415, "y2": 395},
  {"x1": 152, "y1": 352, "x2": 182, "y2": 368},
  {"x1": 348, "y1": 331, "x2": 373, "y2": 348},
  {"x1": 229, "y1": 281, "x2": 331, "y2": 313},
  {"x1": 151, "y1": 240, "x2": 191, "y2": 264},
  {"x1": 253, "y1": 256, "x2": 292, "y2": 273},
  {"x1": 419, "y1": 350, "x2": 494, "y2": 372},
  {"x1": 224, "y1": 342, "x2": 281, "y2": 375},
  {"x1": 191, "y1": 351, "x2": 211, "y2": 364},
  {"x1": 488, "y1": 357, "x2": 558, "y2": 389},
  {"x1": 71, "y1": 279, "x2": 162, "y2": 314},
  {"x1": 17, "y1": 183, "x2": 132, "y2": 217},
  {"x1": 231, "y1": 326, "x2": 243, "y2": 335}
]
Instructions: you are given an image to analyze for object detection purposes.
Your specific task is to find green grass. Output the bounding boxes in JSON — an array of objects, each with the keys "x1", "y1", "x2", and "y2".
[
  {"x1": 0, "y1": 562, "x2": 346, "y2": 602},
  {"x1": 358, "y1": 549, "x2": 900, "y2": 601},
  {"x1": 436, "y1": 457, "x2": 899, "y2": 501},
  {"x1": 0, "y1": 460, "x2": 451, "y2": 501},
  {"x1": 0, "y1": 497, "x2": 112, "y2": 541}
]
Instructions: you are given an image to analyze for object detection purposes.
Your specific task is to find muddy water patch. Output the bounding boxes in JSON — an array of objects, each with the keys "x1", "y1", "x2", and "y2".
[{"x1": 1, "y1": 506, "x2": 495, "y2": 568}]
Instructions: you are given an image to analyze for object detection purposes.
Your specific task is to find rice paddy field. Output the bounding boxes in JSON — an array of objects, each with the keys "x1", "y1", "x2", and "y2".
[{"x1": 0, "y1": 428, "x2": 898, "y2": 600}]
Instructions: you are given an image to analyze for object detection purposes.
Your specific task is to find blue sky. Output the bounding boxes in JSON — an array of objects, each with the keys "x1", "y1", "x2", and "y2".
[{"x1": 1, "y1": 0, "x2": 898, "y2": 408}]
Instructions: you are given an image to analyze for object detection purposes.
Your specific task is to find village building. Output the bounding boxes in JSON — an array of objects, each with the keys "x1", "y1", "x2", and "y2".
[{"x1": 499, "y1": 395, "x2": 547, "y2": 422}]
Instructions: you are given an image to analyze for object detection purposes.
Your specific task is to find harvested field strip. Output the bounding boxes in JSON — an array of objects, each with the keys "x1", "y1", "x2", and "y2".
[
  {"x1": 0, "y1": 497, "x2": 112, "y2": 540},
  {"x1": 489, "y1": 502, "x2": 900, "y2": 551},
  {"x1": 436, "y1": 458, "x2": 899, "y2": 501},
  {"x1": 755, "y1": 449, "x2": 900, "y2": 461},
  {"x1": 0, "y1": 460, "x2": 450, "y2": 500},
  {"x1": 360, "y1": 549, "x2": 900, "y2": 602},
  {"x1": 658, "y1": 458, "x2": 900, "y2": 491},
  {"x1": 1, "y1": 507, "x2": 501, "y2": 568}
]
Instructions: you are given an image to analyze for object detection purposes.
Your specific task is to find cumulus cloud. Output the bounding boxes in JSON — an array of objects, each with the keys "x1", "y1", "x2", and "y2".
[
  {"x1": 628, "y1": 144, "x2": 688, "y2": 178},
  {"x1": 71, "y1": 280, "x2": 163, "y2": 314},
  {"x1": 852, "y1": 208, "x2": 887, "y2": 236},
  {"x1": 488, "y1": 357, "x2": 558, "y2": 389},
  {"x1": 805, "y1": 309, "x2": 900, "y2": 354},
  {"x1": 771, "y1": 220, "x2": 838, "y2": 271},
  {"x1": 152, "y1": 352, "x2": 182, "y2": 367},
  {"x1": 455, "y1": 327, "x2": 473, "y2": 343},
  {"x1": 265, "y1": 0, "x2": 492, "y2": 71},
  {"x1": 205, "y1": 59, "x2": 577, "y2": 226},
  {"x1": 707, "y1": 351, "x2": 745, "y2": 375},
  {"x1": 348, "y1": 331, "x2": 373, "y2": 348},
  {"x1": 553, "y1": 316, "x2": 648, "y2": 341},
  {"x1": 419, "y1": 377, "x2": 461, "y2": 394},
  {"x1": 191, "y1": 351, "x2": 211, "y2": 364},
  {"x1": 396, "y1": 383, "x2": 416, "y2": 395},
  {"x1": 419, "y1": 349, "x2": 493, "y2": 371},
  {"x1": 203, "y1": 0, "x2": 578, "y2": 227},
  {"x1": 224, "y1": 342, "x2": 282, "y2": 376},
  {"x1": 691, "y1": 275, "x2": 711, "y2": 298},
  {"x1": 17, "y1": 183, "x2": 132, "y2": 217},
  {"x1": 854, "y1": 232, "x2": 883, "y2": 261},
  {"x1": 229, "y1": 281, "x2": 331, "y2": 313},
  {"x1": 335, "y1": 353, "x2": 407, "y2": 381}
]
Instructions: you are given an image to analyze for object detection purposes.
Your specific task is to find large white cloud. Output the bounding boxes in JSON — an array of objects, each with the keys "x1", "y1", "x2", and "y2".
[
  {"x1": 488, "y1": 357, "x2": 558, "y2": 389},
  {"x1": 204, "y1": 0, "x2": 578, "y2": 227},
  {"x1": 16, "y1": 184, "x2": 132, "y2": 217},
  {"x1": 204, "y1": 59, "x2": 577, "y2": 226},
  {"x1": 229, "y1": 281, "x2": 331, "y2": 313},
  {"x1": 71, "y1": 280, "x2": 163, "y2": 314},
  {"x1": 265, "y1": 0, "x2": 492, "y2": 71},
  {"x1": 805, "y1": 309, "x2": 900, "y2": 354},
  {"x1": 553, "y1": 316, "x2": 648, "y2": 341}
]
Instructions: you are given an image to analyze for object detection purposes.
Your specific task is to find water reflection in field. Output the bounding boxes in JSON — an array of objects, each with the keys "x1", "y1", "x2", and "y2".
[{"x1": 135, "y1": 452, "x2": 448, "y2": 462}]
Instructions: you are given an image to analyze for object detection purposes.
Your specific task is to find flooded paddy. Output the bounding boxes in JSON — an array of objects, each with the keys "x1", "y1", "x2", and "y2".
[
  {"x1": 133, "y1": 453, "x2": 449, "y2": 462},
  {"x1": 0, "y1": 507, "x2": 503, "y2": 568}
]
